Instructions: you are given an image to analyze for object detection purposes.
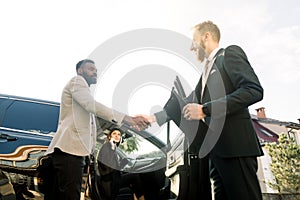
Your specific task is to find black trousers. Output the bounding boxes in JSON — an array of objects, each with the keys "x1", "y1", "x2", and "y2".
[
  {"x1": 120, "y1": 173, "x2": 144, "y2": 198},
  {"x1": 46, "y1": 149, "x2": 85, "y2": 200},
  {"x1": 209, "y1": 156, "x2": 262, "y2": 200}
]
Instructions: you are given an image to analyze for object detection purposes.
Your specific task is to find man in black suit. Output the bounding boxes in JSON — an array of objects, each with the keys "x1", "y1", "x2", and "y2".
[{"x1": 144, "y1": 21, "x2": 263, "y2": 200}]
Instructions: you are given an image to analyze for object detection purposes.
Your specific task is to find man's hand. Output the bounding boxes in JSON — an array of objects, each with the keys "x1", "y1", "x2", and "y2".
[
  {"x1": 182, "y1": 103, "x2": 206, "y2": 120},
  {"x1": 135, "y1": 114, "x2": 157, "y2": 124},
  {"x1": 122, "y1": 115, "x2": 151, "y2": 131},
  {"x1": 109, "y1": 137, "x2": 117, "y2": 150}
]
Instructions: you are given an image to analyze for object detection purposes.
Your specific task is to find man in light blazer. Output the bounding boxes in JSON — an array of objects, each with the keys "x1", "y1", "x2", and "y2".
[
  {"x1": 145, "y1": 21, "x2": 263, "y2": 200},
  {"x1": 45, "y1": 59, "x2": 149, "y2": 200}
]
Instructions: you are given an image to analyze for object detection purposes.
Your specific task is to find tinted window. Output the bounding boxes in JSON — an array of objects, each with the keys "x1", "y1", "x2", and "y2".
[{"x1": 2, "y1": 100, "x2": 59, "y2": 133}]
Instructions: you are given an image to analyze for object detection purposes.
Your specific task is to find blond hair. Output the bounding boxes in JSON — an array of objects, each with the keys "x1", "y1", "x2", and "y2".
[{"x1": 193, "y1": 20, "x2": 220, "y2": 42}]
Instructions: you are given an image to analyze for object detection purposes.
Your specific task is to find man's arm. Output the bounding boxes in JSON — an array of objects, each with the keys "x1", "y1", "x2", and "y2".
[
  {"x1": 70, "y1": 76, "x2": 149, "y2": 130},
  {"x1": 185, "y1": 45, "x2": 263, "y2": 120},
  {"x1": 204, "y1": 45, "x2": 263, "y2": 117},
  {"x1": 139, "y1": 90, "x2": 197, "y2": 126}
]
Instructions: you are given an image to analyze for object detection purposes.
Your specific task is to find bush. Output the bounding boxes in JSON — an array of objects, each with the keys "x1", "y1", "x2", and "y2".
[{"x1": 265, "y1": 133, "x2": 300, "y2": 194}]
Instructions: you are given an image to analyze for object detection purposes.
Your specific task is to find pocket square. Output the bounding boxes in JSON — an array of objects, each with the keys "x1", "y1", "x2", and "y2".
[{"x1": 210, "y1": 69, "x2": 216, "y2": 75}]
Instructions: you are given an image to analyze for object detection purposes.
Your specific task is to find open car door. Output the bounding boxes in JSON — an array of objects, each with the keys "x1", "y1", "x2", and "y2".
[
  {"x1": 164, "y1": 76, "x2": 205, "y2": 200},
  {"x1": 88, "y1": 119, "x2": 171, "y2": 200},
  {"x1": 88, "y1": 76, "x2": 203, "y2": 200}
]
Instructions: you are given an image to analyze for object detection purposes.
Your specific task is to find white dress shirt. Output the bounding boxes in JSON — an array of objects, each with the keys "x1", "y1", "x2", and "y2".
[{"x1": 201, "y1": 47, "x2": 221, "y2": 96}]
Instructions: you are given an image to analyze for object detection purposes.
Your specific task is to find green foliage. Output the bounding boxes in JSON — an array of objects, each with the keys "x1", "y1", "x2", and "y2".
[
  {"x1": 265, "y1": 133, "x2": 300, "y2": 194},
  {"x1": 119, "y1": 135, "x2": 141, "y2": 153}
]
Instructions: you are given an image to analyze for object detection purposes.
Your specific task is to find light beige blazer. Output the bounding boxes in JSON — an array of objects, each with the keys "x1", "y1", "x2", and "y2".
[{"x1": 46, "y1": 76, "x2": 125, "y2": 156}]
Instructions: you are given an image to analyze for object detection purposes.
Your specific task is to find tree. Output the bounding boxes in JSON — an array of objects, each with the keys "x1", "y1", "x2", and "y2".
[
  {"x1": 119, "y1": 135, "x2": 141, "y2": 153},
  {"x1": 265, "y1": 133, "x2": 300, "y2": 194}
]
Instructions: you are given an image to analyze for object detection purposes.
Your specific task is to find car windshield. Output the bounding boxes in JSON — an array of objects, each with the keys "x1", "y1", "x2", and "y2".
[{"x1": 95, "y1": 130, "x2": 165, "y2": 160}]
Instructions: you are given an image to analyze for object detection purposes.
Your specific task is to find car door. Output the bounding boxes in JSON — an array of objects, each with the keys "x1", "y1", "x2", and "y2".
[
  {"x1": 164, "y1": 76, "x2": 204, "y2": 200},
  {"x1": 164, "y1": 122, "x2": 190, "y2": 200},
  {"x1": 91, "y1": 118, "x2": 171, "y2": 200},
  {"x1": 0, "y1": 95, "x2": 59, "y2": 170}
]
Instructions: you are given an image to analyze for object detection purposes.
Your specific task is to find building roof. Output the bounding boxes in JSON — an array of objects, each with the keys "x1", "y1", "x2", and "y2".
[
  {"x1": 251, "y1": 114, "x2": 300, "y2": 144},
  {"x1": 251, "y1": 118, "x2": 279, "y2": 144}
]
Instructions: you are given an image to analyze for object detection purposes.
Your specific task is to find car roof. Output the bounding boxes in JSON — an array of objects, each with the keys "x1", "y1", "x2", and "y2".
[{"x1": 0, "y1": 93, "x2": 60, "y2": 106}]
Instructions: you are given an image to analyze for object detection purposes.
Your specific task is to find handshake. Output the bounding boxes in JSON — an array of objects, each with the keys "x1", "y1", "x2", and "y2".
[
  {"x1": 122, "y1": 102, "x2": 206, "y2": 131},
  {"x1": 122, "y1": 114, "x2": 157, "y2": 131}
]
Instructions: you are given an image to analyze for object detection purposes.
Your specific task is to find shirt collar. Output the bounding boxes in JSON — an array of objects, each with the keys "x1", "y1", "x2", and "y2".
[{"x1": 207, "y1": 47, "x2": 221, "y2": 62}]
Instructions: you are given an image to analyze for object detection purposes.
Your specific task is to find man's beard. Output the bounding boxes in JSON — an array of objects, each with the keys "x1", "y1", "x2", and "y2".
[
  {"x1": 196, "y1": 46, "x2": 206, "y2": 63},
  {"x1": 82, "y1": 72, "x2": 97, "y2": 85},
  {"x1": 86, "y1": 77, "x2": 97, "y2": 85}
]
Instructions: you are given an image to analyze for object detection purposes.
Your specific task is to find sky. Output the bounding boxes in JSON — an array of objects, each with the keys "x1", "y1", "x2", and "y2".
[{"x1": 0, "y1": 0, "x2": 299, "y2": 124}]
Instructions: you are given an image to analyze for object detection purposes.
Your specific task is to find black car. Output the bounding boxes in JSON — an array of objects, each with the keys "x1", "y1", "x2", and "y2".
[{"x1": 0, "y1": 77, "x2": 199, "y2": 200}]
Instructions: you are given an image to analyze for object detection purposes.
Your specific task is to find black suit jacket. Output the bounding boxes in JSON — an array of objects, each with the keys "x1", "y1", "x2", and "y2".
[{"x1": 156, "y1": 45, "x2": 263, "y2": 158}]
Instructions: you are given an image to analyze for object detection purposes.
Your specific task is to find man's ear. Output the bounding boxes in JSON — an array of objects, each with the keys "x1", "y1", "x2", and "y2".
[
  {"x1": 77, "y1": 67, "x2": 83, "y2": 75},
  {"x1": 205, "y1": 31, "x2": 211, "y2": 40}
]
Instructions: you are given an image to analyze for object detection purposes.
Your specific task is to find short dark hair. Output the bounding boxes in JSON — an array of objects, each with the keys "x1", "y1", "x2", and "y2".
[
  {"x1": 109, "y1": 128, "x2": 124, "y2": 136},
  {"x1": 76, "y1": 59, "x2": 95, "y2": 72}
]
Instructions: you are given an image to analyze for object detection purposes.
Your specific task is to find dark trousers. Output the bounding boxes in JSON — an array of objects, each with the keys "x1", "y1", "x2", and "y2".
[
  {"x1": 190, "y1": 156, "x2": 212, "y2": 200},
  {"x1": 46, "y1": 149, "x2": 84, "y2": 200},
  {"x1": 209, "y1": 156, "x2": 262, "y2": 200},
  {"x1": 120, "y1": 173, "x2": 144, "y2": 198}
]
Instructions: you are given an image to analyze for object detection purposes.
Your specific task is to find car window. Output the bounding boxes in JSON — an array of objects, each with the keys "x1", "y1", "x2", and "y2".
[
  {"x1": 1, "y1": 100, "x2": 59, "y2": 133},
  {"x1": 95, "y1": 131, "x2": 165, "y2": 159},
  {"x1": 149, "y1": 121, "x2": 183, "y2": 148},
  {"x1": 120, "y1": 133, "x2": 165, "y2": 160}
]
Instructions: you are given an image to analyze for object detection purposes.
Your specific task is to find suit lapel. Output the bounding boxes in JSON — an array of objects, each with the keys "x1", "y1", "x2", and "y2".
[{"x1": 200, "y1": 48, "x2": 225, "y2": 103}]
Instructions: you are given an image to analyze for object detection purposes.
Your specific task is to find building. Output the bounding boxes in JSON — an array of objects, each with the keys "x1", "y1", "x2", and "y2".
[
  {"x1": 253, "y1": 107, "x2": 300, "y2": 145},
  {"x1": 253, "y1": 107, "x2": 300, "y2": 193}
]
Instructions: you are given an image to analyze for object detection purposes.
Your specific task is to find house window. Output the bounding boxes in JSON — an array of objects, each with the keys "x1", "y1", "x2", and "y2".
[{"x1": 261, "y1": 129, "x2": 274, "y2": 137}]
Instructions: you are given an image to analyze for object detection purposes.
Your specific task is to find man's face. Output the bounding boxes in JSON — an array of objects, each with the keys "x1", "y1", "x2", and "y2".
[
  {"x1": 191, "y1": 31, "x2": 207, "y2": 63},
  {"x1": 109, "y1": 130, "x2": 121, "y2": 143},
  {"x1": 80, "y1": 62, "x2": 98, "y2": 86}
]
